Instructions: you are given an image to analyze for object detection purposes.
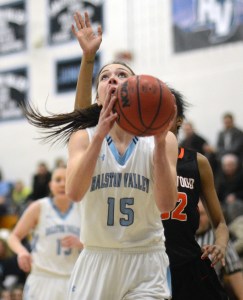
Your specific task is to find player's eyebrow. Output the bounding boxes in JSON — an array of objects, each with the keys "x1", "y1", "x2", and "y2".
[{"x1": 100, "y1": 67, "x2": 132, "y2": 75}]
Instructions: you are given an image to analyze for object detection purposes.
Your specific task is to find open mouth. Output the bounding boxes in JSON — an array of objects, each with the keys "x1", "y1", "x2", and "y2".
[{"x1": 111, "y1": 87, "x2": 117, "y2": 95}]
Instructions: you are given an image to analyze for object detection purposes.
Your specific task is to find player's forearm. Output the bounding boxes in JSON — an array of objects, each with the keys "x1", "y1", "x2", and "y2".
[
  {"x1": 153, "y1": 142, "x2": 177, "y2": 212},
  {"x1": 8, "y1": 233, "x2": 29, "y2": 256},
  {"x1": 226, "y1": 272, "x2": 243, "y2": 300},
  {"x1": 74, "y1": 54, "x2": 95, "y2": 110},
  {"x1": 214, "y1": 222, "x2": 229, "y2": 249},
  {"x1": 66, "y1": 134, "x2": 103, "y2": 201}
]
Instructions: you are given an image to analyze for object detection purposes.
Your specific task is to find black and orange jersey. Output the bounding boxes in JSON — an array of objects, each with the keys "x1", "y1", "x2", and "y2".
[{"x1": 162, "y1": 147, "x2": 202, "y2": 267}]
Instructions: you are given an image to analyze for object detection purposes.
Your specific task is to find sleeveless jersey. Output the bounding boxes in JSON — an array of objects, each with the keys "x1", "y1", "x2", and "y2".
[
  {"x1": 79, "y1": 127, "x2": 165, "y2": 249},
  {"x1": 31, "y1": 197, "x2": 81, "y2": 276},
  {"x1": 162, "y1": 148, "x2": 202, "y2": 267}
]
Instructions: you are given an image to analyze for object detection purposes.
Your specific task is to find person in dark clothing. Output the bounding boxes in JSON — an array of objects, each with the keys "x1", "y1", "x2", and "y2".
[
  {"x1": 216, "y1": 113, "x2": 243, "y2": 165},
  {"x1": 180, "y1": 121, "x2": 218, "y2": 174},
  {"x1": 161, "y1": 89, "x2": 229, "y2": 300},
  {"x1": 216, "y1": 153, "x2": 243, "y2": 223},
  {"x1": 180, "y1": 121, "x2": 208, "y2": 154},
  {"x1": 29, "y1": 162, "x2": 51, "y2": 201},
  {"x1": 0, "y1": 238, "x2": 26, "y2": 290},
  {"x1": 216, "y1": 154, "x2": 243, "y2": 204}
]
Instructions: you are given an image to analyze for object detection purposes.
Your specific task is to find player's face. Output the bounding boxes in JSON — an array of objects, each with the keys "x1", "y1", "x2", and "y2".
[
  {"x1": 49, "y1": 167, "x2": 67, "y2": 200},
  {"x1": 97, "y1": 64, "x2": 134, "y2": 106}
]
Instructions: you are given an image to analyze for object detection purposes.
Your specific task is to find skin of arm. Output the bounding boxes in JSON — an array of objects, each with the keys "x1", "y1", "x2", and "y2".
[
  {"x1": 224, "y1": 271, "x2": 243, "y2": 300},
  {"x1": 153, "y1": 126, "x2": 178, "y2": 212},
  {"x1": 7, "y1": 201, "x2": 40, "y2": 273},
  {"x1": 197, "y1": 153, "x2": 229, "y2": 266},
  {"x1": 72, "y1": 11, "x2": 102, "y2": 109},
  {"x1": 66, "y1": 88, "x2": 118, "y2": 201}
]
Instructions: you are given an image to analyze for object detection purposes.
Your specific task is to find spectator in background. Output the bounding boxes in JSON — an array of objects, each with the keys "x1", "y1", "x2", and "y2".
[
  {"x1": 54, "y1": 157, "x2": 66, "y2": 169},
  {"x1": 216, "y1": 153, "x2": 243, "y2": 223},
  {"x1": 229, "y1": 216, "x2": 243, "y2": 262},
  {"x1": 29, "y1": 162, "x2": 51, "y2": 201},
  {"x1": 196, "y1": 200, "x2": 243, "y2": 300},
  {"x1": 0, "y1": 289, "x2": 11, "y2": 300},
  {"x1": 216, "y1": 113, "x2": 243, "y2": 165},
  {"x1": 11, "y1": 284, "x2": 23, "y2": 300},
  {"x1": 0, "y1": 237, "x2": 26, "y2": 292},
  {"x1": 0, "y1": 170, "x2": 13, "y2": 216},
  {"x1": 180, "y1": 121, "x2": 209, "y2": 154},
  {"x1": 179, "y1": 121, "x2": 218, "y2": 174},
  {"x1": 11, "y1": 180, "x2": 31, "y2": 215}
]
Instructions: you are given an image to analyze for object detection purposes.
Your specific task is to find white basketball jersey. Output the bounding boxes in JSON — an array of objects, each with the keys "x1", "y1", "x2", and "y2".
[
  {"x1": 31, "y1": 197, "x2": 80, "y2": 276},
  {"x1": 79, "y1": 127, "x2": 165, "y2": 248}
]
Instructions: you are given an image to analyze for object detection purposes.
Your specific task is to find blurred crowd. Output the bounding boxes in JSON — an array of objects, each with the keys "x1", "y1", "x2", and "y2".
[{"x1": 1, "y1": 112, "x2": 243, "y2": 299}]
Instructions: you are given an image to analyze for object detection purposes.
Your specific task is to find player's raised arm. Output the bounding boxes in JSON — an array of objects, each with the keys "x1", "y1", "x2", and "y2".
[
  {"x1": 72, "y1": 11, "x2": 102, "y2": 109},
  {"x1": 66, "y1": 88, "x2": 118, "y2": 201}
]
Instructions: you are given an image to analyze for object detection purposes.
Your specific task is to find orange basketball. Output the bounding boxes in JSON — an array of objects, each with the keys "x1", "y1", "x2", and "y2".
[{"x1": 113, "y1": 75, "x2": 175, "y2": 136}]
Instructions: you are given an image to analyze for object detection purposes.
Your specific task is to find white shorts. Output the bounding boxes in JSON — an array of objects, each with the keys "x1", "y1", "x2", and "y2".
[
  {"x1": 68, "y1": 245, "x2": 171, "y2": 300},
  {"x1": 23, "y1": 272, "x2": 70, "y2": 300}
]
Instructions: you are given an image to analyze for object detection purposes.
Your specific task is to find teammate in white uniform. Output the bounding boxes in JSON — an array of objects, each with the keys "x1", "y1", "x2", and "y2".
[{"x1": 8, "y1": 167, "x2": 83, "y2": 300}]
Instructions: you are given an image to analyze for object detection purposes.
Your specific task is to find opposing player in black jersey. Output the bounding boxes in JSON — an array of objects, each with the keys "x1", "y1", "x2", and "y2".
[{"x1": 161, "y1": 88, "x2": 229, "y2": 300}]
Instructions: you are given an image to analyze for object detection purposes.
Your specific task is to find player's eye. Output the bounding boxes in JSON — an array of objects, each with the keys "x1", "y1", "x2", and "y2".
[
  {"x1": 118, "y1": 72, "x2": 128, "y2": 79},
  {"x1": 55, "y1": 177, "x2": 63, "y2": 183},
  {"x1": 100, "y1": 74, "x2": 109, "y2": 81}
]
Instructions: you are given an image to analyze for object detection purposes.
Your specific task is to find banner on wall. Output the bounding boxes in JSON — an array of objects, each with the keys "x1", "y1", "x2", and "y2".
[
  {"x1": 0, "y1": 0, "x2": 27, "y2": 55},
  {"x1": 48, "y1": 0, "x2": 103, "y2": 45},
  {"x1": 172, "y1": 0, "x2": 243, "y2": 52},
  {"x1": 0, "y1": 68, "x2": 28, "y2": 122},
  {"x1": 56, "y1": 55, "x2": 100, "y2": 93}
]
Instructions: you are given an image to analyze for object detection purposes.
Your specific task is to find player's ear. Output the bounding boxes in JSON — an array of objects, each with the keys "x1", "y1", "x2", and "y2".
[
  {"x1": 177, "y1": 116, "x2": 183, "y2": 127},
  {"x1": 96, "y1": 94, "x2": 102, "y2": 106}
]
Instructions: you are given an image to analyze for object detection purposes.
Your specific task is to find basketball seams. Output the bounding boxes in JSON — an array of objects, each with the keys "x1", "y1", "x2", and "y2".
[
  {"x1": 142, "y1": 79, "x2": 163, "y2": 134},
  {"x1": 115, "y1": 80, "x2": 144, "y2": 134},
  {"x1": 114, "y1": 75, "x2": 175, "y2": 136},
  {"x1": 137, "y1": 75, "x2": 147, "y2": 133}
]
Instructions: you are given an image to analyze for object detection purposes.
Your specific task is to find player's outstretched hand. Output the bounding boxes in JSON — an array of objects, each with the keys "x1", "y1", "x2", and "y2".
[
  {"x1": 72, "y1": 11, "x2": 102, "y2": 58},
  {"x1": 201, "y1": 243, "x2": 226, "y2": 267}
]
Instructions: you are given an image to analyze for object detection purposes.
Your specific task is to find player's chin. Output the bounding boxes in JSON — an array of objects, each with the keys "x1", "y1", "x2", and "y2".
[{"x1": 58, "y1": 193, "x2": 68, "y2": 200}]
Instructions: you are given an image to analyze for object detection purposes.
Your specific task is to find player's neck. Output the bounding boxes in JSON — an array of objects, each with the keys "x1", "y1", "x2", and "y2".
[{"x1": 109, "y1": 125, "x2": 135, "y2": 156}]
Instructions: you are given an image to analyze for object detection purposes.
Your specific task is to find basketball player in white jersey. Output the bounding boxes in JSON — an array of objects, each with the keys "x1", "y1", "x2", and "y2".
[
  {"x1": 61, "y1": 12, "x2": 178, "y2": 300},
  {"x1": 19, "y1": 12, "x2": 178, "y2": 299},
  {"x1": 8, "y1": 167, "x2": 83, "y2": 300}
]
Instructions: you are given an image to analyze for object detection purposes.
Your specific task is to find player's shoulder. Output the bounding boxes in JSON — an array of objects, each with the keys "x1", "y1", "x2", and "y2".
[
  {"x1": 196, "y1": 152, "x2": 213, "y2": 177},
  {"x1": 68, "y1": 128, "x2": 92, "y2": 151},
  {"x1": 23, "y1": 199, "x2": 42, "y2": 219},
  {"x1": 196, "y1": 152, "x2": 211, "y2": 166},
  {"x1": 69, "y1": 128, "x2": 89, "y2": 141}
]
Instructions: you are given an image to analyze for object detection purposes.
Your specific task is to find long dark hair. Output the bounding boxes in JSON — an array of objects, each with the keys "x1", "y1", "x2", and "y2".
[
  {"x1": 21, "y1": 61, "x2": 135, "y2": 145},
  {"x1": 22, "y1": 102, "x2": 101, "y2": 145}
]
